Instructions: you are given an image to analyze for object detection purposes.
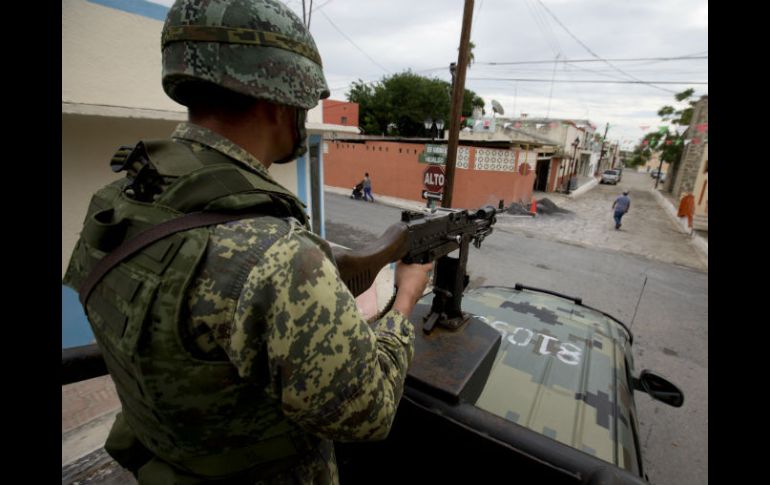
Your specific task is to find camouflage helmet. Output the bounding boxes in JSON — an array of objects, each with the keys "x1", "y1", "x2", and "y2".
[{"x1": 161, "y1": 0, "x2": 330, "y2": 110}]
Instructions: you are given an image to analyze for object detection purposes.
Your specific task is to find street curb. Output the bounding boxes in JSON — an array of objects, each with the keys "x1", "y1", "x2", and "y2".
[
  {"x1": 650, "y1": 188, "x2": 708, "y2": 264},
  {"x1": 651, "y1": 188, "x2": 690, "y2": 234},
  {"x1": 567, "y1": 177, "x2": 600, "y2": 198},
  {"x1": 325, "y1": 185, "x2": 428, "y2": 212}
]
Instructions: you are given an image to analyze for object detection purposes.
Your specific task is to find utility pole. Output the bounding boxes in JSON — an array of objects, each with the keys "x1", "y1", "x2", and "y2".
[
  {"x1": 598, "y1": 122, "x2": 609, "y2": 172},
  {"x1": 442, "y1": 0, "x2": 474, "y2": 208}
]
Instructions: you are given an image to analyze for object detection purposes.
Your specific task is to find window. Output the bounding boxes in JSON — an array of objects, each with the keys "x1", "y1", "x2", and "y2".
[{"x1": 341, "y1": 116, "x2": 348, "y2": 124}]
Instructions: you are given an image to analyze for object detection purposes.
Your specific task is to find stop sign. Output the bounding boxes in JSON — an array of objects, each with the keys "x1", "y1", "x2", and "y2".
[{"x1": 423, "y1": 165, "x2": 445, "y2": 192}]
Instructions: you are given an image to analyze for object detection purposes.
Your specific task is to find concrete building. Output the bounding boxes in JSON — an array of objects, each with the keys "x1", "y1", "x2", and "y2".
[
  {"x1": 62, "y1": 0, "x2": 356, "y2": 348},
  {"x1": 495, "y1": 118, "x2": 601, "y2": 192},
  {"x1": 642, "y1": 150, "x2": 671, "y2": 175},
  {"x1": 668, "y1": 96, "x2": 708, "y2": 231},
  {"x1": 323, "y1": 99, "x2": 360, "y2": 128}
]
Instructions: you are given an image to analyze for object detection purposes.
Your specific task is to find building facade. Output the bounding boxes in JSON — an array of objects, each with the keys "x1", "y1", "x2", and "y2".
[{"x1": 323, "y1": 99, "x2": 360, "y2": 128}]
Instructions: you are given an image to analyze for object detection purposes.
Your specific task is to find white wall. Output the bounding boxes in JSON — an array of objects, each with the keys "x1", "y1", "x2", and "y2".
[
  {"x1": 62, "y1": 114, "x2": 181, "y2": 276},
  {"x1": 62, "y1": 113, "x2": 311, "y2": 276},
  {"x1": 62, "y1": 0, "x2": 185, "y2": 114}
]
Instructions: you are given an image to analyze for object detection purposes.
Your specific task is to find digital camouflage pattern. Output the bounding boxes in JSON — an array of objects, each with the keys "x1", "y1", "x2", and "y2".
[
  {"x1": 162, "y1": 0, "x2": 330, "y2": 109},
  {"x1": 64, "y1": 122, "x2": 415, "y2": 483},
  {"x1": 458, "y1": 286, "x2": 642, "y2": 475}
]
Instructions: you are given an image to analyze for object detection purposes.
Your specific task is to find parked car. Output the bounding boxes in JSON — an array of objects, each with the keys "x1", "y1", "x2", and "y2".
[
  {"x1": 601, "y1": 169, "x2": 620, "y2": 184},
  {"x1": 651, "y1": 170, "x2": 666, "y2": 183}
]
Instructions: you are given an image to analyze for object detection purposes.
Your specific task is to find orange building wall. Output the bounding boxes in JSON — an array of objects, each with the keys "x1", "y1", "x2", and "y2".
[
  {"x1": 322, "y1": 100, "x2": 359, "y2": 127},
  {"x1": 325, "y1": 141, "x2": 534, "y2": 209}
]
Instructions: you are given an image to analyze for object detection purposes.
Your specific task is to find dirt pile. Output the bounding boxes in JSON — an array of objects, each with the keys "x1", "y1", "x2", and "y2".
[{"x1": 505, "y1": 198, "x2": 572, "y2": 216}]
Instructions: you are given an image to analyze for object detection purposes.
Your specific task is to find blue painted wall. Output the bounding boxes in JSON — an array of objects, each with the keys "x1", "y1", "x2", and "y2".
[{"x1": 87, "y1": 0, "x2": 169, "y2": 21}]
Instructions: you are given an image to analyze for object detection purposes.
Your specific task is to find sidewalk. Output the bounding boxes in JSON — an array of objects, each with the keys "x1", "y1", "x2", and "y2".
[
  {"x1": 325, "y1": 185, "x2": 427, "y2": 212},
  {"x1": 569, "y1": 175, "x2": 600, "y2": 198},
  {"x1": 650, "y1": 187, "x2": 708, "y2": 263}
]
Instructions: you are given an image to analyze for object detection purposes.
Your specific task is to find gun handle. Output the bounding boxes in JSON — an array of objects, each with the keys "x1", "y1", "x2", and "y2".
[{"x1": 333, "y1": 222, "x2": 410, "y2": 297}]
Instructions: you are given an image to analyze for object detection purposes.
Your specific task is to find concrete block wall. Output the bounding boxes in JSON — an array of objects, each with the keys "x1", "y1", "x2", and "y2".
[{"x1": 673, "y1": 96, "x2": 708, "y2": 200}]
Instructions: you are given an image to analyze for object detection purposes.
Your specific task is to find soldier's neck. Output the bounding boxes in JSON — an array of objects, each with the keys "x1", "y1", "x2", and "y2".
[{"x1": 189, "y1": 114, "x2": 279, "y2": 170}]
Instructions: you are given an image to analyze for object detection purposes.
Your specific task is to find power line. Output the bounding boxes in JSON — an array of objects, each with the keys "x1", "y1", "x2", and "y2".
[
  {"x1": 327, "y1": 66, "x2": 458, "y2": 93},
  {"x1": 523, "y1": 0, "x2": 561, "y2": 57},
  {"x1": 319, "y1": 10, "x2": 390, "y2": 74},
  {"x1": 533, "y1": 0, "x2": 679, "y2": 94},
  {"x1": 469, "y1": 77, "x2": 707, "y2": 85},
  {"x1": 480, "y1": 55, "x2": 707, "y2": 66},
  {"x1": 311, "y1": 0, "x2": 334, "y2": 12},
  {"x1": 533, "y1": 0, "x2": 564, "y2": 56}
]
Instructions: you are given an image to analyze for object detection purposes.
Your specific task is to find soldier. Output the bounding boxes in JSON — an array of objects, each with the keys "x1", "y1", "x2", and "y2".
[{"x1": 62, "y1": 0, "x2": 432, "y2": 483}]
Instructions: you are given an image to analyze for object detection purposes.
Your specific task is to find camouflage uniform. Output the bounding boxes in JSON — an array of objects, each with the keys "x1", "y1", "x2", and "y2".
[
  {"x1": 64, "y1": 122, "x2": 415, "y2": 484},
  {"x1": 178, "y1": 123, "x2": 415, "y2": 481},
  {"x1": 63, "y1": 1, "x2": 416, "y2": 481}
]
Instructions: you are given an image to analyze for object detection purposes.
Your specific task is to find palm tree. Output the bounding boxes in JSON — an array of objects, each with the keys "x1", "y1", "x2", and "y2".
[
  {"x1": 468, "y1": 41, "x2": 475, "y2": 68},
  {"x1": 459, "y1": 41, "x2": 476, "y2": 70}
]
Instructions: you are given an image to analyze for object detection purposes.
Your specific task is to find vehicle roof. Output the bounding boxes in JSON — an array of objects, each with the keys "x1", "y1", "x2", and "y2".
[{"x1": 458, "y1": 286, "x2": 641, "y2": 474}]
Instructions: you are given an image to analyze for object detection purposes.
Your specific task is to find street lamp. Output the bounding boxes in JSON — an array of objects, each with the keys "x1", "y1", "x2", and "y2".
[
  {"x1": 424, "y1": 118, "x2": 444, "y2": 140},
  {"x1": 435, "y1": 119, "x2": 445, "y2": 139},
  {"x1": 424, "y1": 118, "x2": 434, "y2": 139}
]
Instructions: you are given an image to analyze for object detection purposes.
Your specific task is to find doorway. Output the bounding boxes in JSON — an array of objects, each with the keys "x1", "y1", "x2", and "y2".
[{"x1": 534, "y1": 159, "x2": 550, "y2": 191}]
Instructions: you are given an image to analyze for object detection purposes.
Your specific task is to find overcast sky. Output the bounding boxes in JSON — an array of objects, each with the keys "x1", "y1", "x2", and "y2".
[{"x1": 150, "y1": 0, "x2": 707, "y2": 149}]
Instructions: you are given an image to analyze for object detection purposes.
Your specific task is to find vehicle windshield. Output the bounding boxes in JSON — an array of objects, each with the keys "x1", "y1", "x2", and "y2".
[{"x1": 604, "y1": 170, "x2": 618, "y2": 175}]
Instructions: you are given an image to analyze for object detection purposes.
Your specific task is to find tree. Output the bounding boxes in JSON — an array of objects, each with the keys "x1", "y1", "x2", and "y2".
[
  {"x1": 462, "y1": 41, "x2": 476, "y2": 69},
  {"x1": 347, "y1": 71, "x2": 485, "y2": 137},
  {"x1": 630, "y1": 88, "x2": 699, "y2": 171}
]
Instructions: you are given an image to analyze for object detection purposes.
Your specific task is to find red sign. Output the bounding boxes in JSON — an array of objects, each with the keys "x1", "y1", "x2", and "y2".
[{"x1": 423, "y1": 165, "x2": 445, "y2": 192}]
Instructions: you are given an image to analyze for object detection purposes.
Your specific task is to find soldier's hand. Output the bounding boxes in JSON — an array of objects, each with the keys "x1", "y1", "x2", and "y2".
[{"x1": 393, "y1": 261, "x2": 433, "y2": 317}]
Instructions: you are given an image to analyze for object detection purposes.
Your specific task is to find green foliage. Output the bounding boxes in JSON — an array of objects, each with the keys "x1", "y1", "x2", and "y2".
[
  {"x1": 633, "y1": 88, "x2": 699, "y2": 170},
  {"x1": 347, "y1": 71, "x2": 485, "y2": 136},
  {"x1": 464, "y1": 41, "x2": 476, "y2": 69}
]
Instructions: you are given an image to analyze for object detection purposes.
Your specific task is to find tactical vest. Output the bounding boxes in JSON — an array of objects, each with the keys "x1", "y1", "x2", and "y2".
[{"x1": 63, "y1": 139, "x2": 319, "y2": 479}]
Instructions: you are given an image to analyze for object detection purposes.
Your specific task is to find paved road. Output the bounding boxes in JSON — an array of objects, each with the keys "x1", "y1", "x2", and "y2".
[
  {"x1": 325, "y1": 186, "x2": 708, "y2": 485},
  {"x1": 497, "y1": 171, "x2": 706, "y2": 271}
]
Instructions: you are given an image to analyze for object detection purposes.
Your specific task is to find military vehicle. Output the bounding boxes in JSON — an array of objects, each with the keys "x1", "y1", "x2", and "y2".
[
  {"x1": 335, "y1": 284, "x2": 683, "y2": 484},
  {"x1": 334, "y1": 206, "x2": 684, "y2": 484},
  {"x1": 62, "y1": 206, "x2": 683, "y2": 484}
]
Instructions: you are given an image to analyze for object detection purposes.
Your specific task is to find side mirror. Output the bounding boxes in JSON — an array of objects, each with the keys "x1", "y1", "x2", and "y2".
[{"x1": 632, "y1": 370, "x2": 684, "y2": 407}]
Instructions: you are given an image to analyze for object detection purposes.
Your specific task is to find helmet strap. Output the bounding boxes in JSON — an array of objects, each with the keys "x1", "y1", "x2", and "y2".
[{"x1": 273, "y1": 109, "x2": 308, "y2": 165}]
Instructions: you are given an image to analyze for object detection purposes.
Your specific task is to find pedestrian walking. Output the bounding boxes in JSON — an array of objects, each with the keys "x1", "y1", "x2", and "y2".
[
  {"x1": 612, "y1": 190, "x2": 631, "y2": 230},
  {"x1": 363, "y1": 172, "x2": 375, "y2": 202}
]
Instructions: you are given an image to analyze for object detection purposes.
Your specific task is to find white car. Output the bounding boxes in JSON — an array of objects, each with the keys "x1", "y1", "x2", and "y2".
[{"x1": 601, "y1": 169, "x2": 620, "y2": 184}]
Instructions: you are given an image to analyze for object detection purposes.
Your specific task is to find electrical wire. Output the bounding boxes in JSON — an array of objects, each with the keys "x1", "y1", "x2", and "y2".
[
  {"x1": 319, "y1": 10, "x2": 390, "y2": 74},
  {"x1": 534, "y1": 0, "x2": 677, "y2": 94}
]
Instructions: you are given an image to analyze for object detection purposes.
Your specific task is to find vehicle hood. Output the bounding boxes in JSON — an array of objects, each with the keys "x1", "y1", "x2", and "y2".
[{"x1": 458, "y1": 286, "x2": 641, "y2": 474}]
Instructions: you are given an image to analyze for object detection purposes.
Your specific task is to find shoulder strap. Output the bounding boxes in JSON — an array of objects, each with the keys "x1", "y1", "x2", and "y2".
[{"x1": 78, "y1": 211, "x2": 262, "y2": 307}]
